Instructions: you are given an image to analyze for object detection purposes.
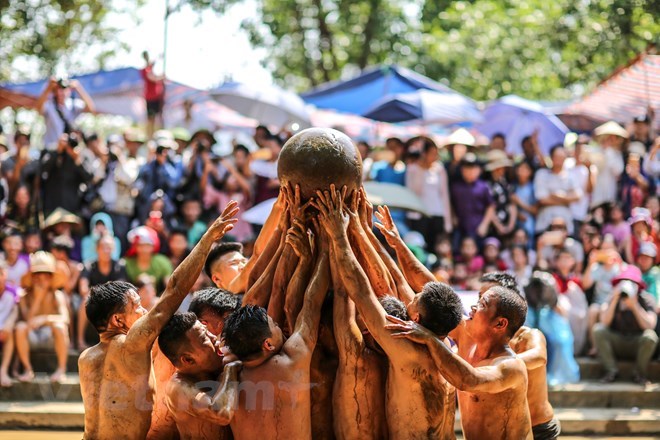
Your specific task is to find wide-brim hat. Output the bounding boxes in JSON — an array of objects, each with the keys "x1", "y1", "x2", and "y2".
[
  {"x1": 43, "y1": 208, "x2": 82, "y2": 231},
  {"x1": 444, "y1": 128, "x2": 475, "y2": 148},
  {"x1": 594, "y1": 121, "x2": 629, "y2": 139},
  {"x1": 484, "y1": 149, "x2": 513, "y2": 171},
  {"x1": 190, "y1": 129, "x2": 217, "y2": 146},
  {"x1": 611, "y1": 264, "x2": 646, "y2": 290},
  {"x1": 124, "y1": 127, "x2": 146, "y2": 143},
  {"x1": 20, "y1": 251, "x2": 69, "y2": 289}
]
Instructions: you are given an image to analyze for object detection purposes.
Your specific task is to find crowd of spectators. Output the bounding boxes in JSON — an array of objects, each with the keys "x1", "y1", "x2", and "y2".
[{"x1": 0, "y1": 79, "x2": 657, "y2": 386}]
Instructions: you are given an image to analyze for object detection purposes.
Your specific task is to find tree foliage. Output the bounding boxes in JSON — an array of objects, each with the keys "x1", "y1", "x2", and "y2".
[
  {"x1": 243, "y1": 0, "x2": 659, "y2": 100},
  {"x1": 0, "y1": 0, "x2": 144, "y2": 82}
]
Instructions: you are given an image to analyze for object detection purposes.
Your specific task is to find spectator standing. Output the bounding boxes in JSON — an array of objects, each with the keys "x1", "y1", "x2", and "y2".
[
  {"x1": 444, "y1": 129, "x2": 475, "y2": 183},
  {"x1": 520, "y1": 133, "x2": 546, "y2": 172},
  {"x1": 593, "y1": 266, "x2": 658, "y2": 384},
  {"x1": 591, "y1": 122, "x2": 627, "y2": 208},
  {"x1": 405, "y1": 137, "x2": 452, "y2": 250},
  {"x1": 602, "y1": 203, "x2": 631, "y2": 252},
  {"x1": 620, "y1": 152, "x2": 651, "y2": 216},
  {"x1": 450, "y1": 153, "x2": 494, "y2": 248},
  {"x1": 250, "y1": 134, "x2": 281, "y2": 205},
  {"x1": 124, "y1": 226, "x2": 172, "y2": 293},
  {"x1": 565, "y1": 135, "x2": 596, "y2": 235},
  {"x1": 630, "y1": 111, "x2": 655, "y2": 151},
  {"x1": 77, "y1": 235, "x2": 127, "y2": 349},
  {"x1": 637, "y1": 242, "x2": 660, "y2": 303},
  {"x1": 141, "y1": 51, "x2": 165, "y2": 138},
  {"x1": 511, "y1": 161, "x2": 537, "y2": 244},
  {"x1": 484, "y1": 150, "x2": 517, "y2": 238},
  {"x1": 35, "y1": 78, "x2": 95, "y2": 150},
  {"x1": 371, "y1": 137, "x2": 408, "y2": 234},
  {"x1": 534, "y1": 145, "x2": 582, "y2": 236},
  {"x1": 40, "y1": 133, "x2": 93, "y2": 216}
]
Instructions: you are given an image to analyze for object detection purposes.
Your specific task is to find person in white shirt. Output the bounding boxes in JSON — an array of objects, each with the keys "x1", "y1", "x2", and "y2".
[
  {"x1": 405, "y1": 137, "x2": 452, "y2": 250},
  {"x1": 564, "y1": 135, "x2": 596, "y2": 235},
  {"x1": 590, "y1": 122, "x2": 627, "y2": 208}
]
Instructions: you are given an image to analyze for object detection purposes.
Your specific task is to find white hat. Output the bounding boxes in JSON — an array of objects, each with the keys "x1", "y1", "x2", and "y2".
[
  {"x1": 444, "y1": 128, "x2": 475, "y2": 147},
  {"x1": 484, "y1": 149, "x2": 513, "y2": 171},
  {"x1": 594, "y1": 121, "x2": 629, "y2": 139}
]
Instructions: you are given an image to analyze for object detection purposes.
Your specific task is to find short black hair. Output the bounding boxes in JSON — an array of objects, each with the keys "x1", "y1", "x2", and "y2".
[
  {"x1": 158, "y1": 312, "x2": 197, "y2": 366},
  {"x1": 222, "y1": 305, "x2": 272, "y2": 360},
  {"x1": 418, "y1": 282, "x2": 463, "y2": 337},
  {"x1": 549, "y1": 144, "x2": 564, "y2": 158},
  {"x1": 189, "y1": 287, "x2": 240, "y2": 318},
  {"x1": 488, "y1": 286, "x2": 528, "y2": 337},
  {"x1": 480, "y1": 272, "x2": 520, "y2": 295},
  {"x1": 492, "y1": 133, "x2": 505, "y2": 141},
  {"x1": 169, "y1": 227, "x2": 188, "y2": 239},
  {"x1": 234, "y1": 144, "x2": 250, "y2": 156},
  {"x1": 525, "y1": 273, "x2": 558, "y2": 310},
  {"x1": 379, "y1": 295, "x2": 409, "y2": 321},
  {"x1": 521, "y1": 136, "x2": 533, "y2": 148},
  {"x1": 204, "y1": 242, "x2": 244, "y2": 279},
  {"x1": 86, "y1": 281, "x2": 136, "y2": 332}
]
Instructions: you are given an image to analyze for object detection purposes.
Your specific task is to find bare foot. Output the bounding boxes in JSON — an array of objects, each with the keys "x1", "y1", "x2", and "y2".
[
  {"x1": 17, "y1": 370, "x2": 35, "y2": 382},
  {"x1": 0, "y1": 372, "x2": 12, "y2": 387},
  {"x1": 50, "y1": 369, "x2": 66, "y2": 383}
]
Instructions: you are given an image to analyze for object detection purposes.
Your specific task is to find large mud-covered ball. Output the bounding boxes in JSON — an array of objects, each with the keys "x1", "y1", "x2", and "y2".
[{"x1": 278, "y1": 128, "x2": 362, "y2": 200}]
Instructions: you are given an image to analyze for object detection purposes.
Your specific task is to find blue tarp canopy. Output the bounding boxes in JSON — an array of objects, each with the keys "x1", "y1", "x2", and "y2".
[{"x1": 301, "y1": 65, "x2": 466, "y2": 115}]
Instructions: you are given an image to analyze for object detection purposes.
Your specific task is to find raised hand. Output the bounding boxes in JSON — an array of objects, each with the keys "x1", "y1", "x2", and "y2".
[
  {"x1": 384, "y1": 315, "x2": 434, "y2": 345},
  {"x1": 374, "y1": 205, "x2": 400, "y2": 246},
  {"x1": 284, "y1": 182, "x2": 312, "y2": 222},
  {"x1": 311, "y1": 184, "x2": 349, "y2": 238},
  {"x1": 286, "y1": 219, "x2": 312, "y2": 261},
  {"x1": 208, "y1": 200, "x2": 240, "y2": 241},
  {"x1": 358, "y1": 187, "x2": 374, "y2": 229}
]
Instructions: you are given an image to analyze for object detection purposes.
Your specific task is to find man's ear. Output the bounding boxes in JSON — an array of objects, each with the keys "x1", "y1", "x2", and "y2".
[
  {"x1": 211, "y1": 275, "x2": 223, "y2": 288},
  {"x1": 263, "y1": 338, "x2": 276, "y2": 352},
  {"x1": 109, "y1": 314, "x2": 124, "y2": 329},
  {"x1": 494, "y1": 317, "x2": 508, "y2": 333}
]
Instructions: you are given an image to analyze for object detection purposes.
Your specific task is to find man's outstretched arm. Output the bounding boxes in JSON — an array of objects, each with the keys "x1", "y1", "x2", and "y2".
[
  {"x1": 126, "y1": 202, "x2": 239, "y2": 352},
  {"x1": 374, "y1": 205, "x2": 439, "y2": 291},
  {"x1": 386, "y1": 316, "x2": 525, "y2": 394}
]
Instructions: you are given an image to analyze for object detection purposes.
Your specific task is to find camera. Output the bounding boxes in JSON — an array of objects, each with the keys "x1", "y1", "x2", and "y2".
[
  {"x1": 67, "y1": 133, "x2": 79, "y2": 148},
  {"x1": 619, "y1": 280, "x2": 638, "y2": 298}
]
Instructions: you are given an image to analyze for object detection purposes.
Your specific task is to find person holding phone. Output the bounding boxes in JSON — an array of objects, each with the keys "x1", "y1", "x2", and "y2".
[{"x1": 593, "y1": 265, "x2": 658, "y2": 384}]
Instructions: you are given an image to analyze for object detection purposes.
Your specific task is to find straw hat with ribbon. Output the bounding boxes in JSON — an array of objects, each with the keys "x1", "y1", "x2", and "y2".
[
  {"x1": 42, "y1": 208, "x2": 82, "y2": 232},
  {"x1": 20, "y1": 251, "x2": 69, "y2": 290},
  {"x1": 484, "y1": 149, "x2": 514, "y2": 172}
]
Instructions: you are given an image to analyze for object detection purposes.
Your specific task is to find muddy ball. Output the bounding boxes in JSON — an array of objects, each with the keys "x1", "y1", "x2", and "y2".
[{"x1": 277, "y1": 128, "x2": 362, "y2": 200}]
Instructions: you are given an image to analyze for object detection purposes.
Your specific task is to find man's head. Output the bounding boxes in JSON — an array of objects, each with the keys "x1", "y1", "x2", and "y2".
[
  {"x1": 222, "y1": 305, "x2": 284, "y2": 362},
  {"x1": 407, "y1": 282, "x2": 463, "y2": 337},
  {"x1": 181, "y1": 199, "x2": 202, "y2": 224},
  {"x1": 2, "y1": 231, "x2": 23, "y2": 260},
  {"x1": 549, "y1": 145, "x2": 566, "y2": 170},
  {"x1": 479, "y1": 272, "x2": 520, "y2": 298},
  {"x1": 86, "y1": 281, "x2": 146, "y2": 333},
  {"x1": 460, "y1": 153, "x2": 481, "y2": 183},
  {"x1": 490, "y1": 133, "x2": 506, "y2": 151},
  {"x1": 189, "y1": 287, "x2": 240, "y2": 336},
  {"x1": 204, "y1": 242, "x2": 247, "y2": 288},
  {"x1": 168, "y1": 229, "x2": 189, "y2": 259},
  {"x1": 159, "y1": 312, "x2": 223, "y2": 376},
  {"x1": 467, "y1": 286, "x2": 527, "y2": 340}
]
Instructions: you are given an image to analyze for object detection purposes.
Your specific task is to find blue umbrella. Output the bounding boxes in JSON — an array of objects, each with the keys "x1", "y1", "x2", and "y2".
[
  {"x1": 362, "y1": 89, "x2": 483, "y2": 125},
  {"x1": 476, "y1": 95, "x2": 569, "y2": 155}
]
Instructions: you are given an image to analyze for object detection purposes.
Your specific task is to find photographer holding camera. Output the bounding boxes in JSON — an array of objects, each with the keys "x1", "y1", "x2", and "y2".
[
  {"x1": 593, "y1": 265, "x2": 658, "y2": 384},
  {"x1": 40, "y1": 132, "x2": 94, "y2": 216},
  {"x1": 36, "y1": 77, "x2": 95, "y2": 150}
]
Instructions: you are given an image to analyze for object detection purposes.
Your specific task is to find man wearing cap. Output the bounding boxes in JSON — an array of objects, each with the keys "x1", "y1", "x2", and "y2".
[
  {"x1": 14, "y1": 251, "x2": 70, "y2": 383},
  {"x1": 630, "y1": 110, "x2": 654, "y2": 151},
  {"x1": 593, "y1": 265, "x2": 658, "y2": 384},
  {"x1": 637, "y1": 242, "x2": 660, "y2": 303},
  {"x1": 533, "y1": 145, "x2": 582, "y2": 236},
  {"x1": 591, "y1": 121, "x2": 626, "y2": 208},
  {"x1": 450, "y1": 152, "x2": 495, "y2": 248}
]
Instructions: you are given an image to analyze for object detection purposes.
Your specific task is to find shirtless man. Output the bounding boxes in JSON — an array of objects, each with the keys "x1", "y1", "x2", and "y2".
[
  {"x1": 78, "y1": 202, "x2": 238, "y2": 440},
  {"x1": 314, "y1": 186, "x2": 463, "y2": 439},
  {"x1": 386, "y1": 285, "x2": 532, "y2": 440},
  {"x1": 480, "y1": 272, "x2": 559, "y2": 439},
  {"x1": 159, "y1": 312, "x2": 241, "y2": 439},
  {"x1": 203, "y1": 243, "x2": 248, "y2": 291},
  {"x1": 188, "y1": 287, "x2": 241, "y2": 336},
  {"x1": 221, "y1": 219, "x2": 329, "y2": 440}
]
